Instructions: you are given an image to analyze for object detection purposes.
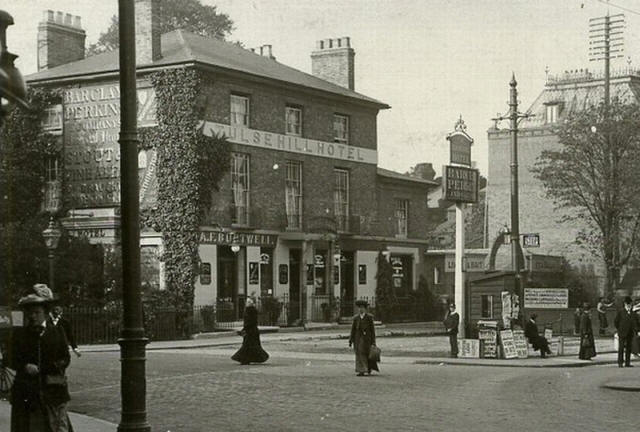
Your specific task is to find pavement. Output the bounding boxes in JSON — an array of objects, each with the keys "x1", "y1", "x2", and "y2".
[{"x1": 0, "y1": 399, "x2": 116, "y2": 432}]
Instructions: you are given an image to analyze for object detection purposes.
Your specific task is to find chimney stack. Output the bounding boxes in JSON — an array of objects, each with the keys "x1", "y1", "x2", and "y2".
[
  {"x1": 249, "y1": 44, "x2": 276, "y2": 60},
  {"x1": 311, "y1": 37, "x2": 355, "y2": 90},
  {"x1": 135, "y1": 0, "x2": 161, "y2": 65},
  {"x1": 37, "y1": 10, "x2": 86, "y2": 71}
]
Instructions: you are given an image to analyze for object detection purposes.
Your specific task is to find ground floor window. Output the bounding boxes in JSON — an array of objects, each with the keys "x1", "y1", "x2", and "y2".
[
  {"x1": 390, "y1": 254, "x2": 413, "y2": 296},
  {"x1": 481, "y1": 294, "x2": 493, "y2": 318},
  {"x1": 260, "y1": 248, "x2": 273, "y2": 296}
]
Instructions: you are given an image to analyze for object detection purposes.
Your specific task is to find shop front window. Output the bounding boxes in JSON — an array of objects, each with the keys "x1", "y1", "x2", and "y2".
[{"x1": 260, "y1": 248, "x2": 273, "y2": 297}]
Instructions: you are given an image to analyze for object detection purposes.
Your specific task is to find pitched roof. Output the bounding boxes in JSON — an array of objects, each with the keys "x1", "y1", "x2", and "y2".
[
  {"x1": 518, "y1": 70, "x2": 640, "y2": 128},
  {"x1": 26, "y1": 30, "x2": 389, "y2": 108},
  {"x1": 376, "y1": 167, "x2": 438, "y2": 186}
]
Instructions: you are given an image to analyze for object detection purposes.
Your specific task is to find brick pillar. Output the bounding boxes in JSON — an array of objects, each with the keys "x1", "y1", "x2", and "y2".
[
  {"x1": 135, "y1": 0, "x2": 161, "y2": 65},
  {"x1": 311, "y1": 37, "x2": 355, "y2": 90},
  {"x1": 37, "y1": 10, "x2": 85, "y2": 71}
]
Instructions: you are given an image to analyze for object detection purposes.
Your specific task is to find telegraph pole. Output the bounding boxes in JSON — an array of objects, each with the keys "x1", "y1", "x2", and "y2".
[
  {"x1": 117, "y1": 1, "x2": 150, "y2": 431},
  {"x1": 589, "y1": 12, "x2": 625, "y2": 109}
]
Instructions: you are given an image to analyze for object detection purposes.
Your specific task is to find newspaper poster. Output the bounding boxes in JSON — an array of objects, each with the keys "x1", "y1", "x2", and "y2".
[
  {"x1": 512, "y1": 330, "x2": 529, "y2": 358},
  {"x1": 499, "y1": 330, "x2": 518, "y2": 359}
]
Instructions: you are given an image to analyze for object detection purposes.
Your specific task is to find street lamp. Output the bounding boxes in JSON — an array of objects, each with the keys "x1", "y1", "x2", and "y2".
[
  {"x1": 0, "y1": 10, "x2": 29, "y2": 127},
  {"x1": 42, "y1": 217, "x2": 62, "y2": 291}
]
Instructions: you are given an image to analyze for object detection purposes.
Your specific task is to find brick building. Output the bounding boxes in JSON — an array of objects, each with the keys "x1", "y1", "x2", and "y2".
[
  {"x1": 486, "y1": 69, "x2": 640, "y2": 288},
  {"x1": 27, "y1": 1, "x2": 436, "y2": 323}
]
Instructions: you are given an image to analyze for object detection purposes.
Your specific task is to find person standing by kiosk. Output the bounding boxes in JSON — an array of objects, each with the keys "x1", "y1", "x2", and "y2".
[
  {"x1": 614, "y1": 296, "x2": 639, "y2": 368},
  {"x1": 443, "y1": 303, "x2": 460, "y2": 358}
]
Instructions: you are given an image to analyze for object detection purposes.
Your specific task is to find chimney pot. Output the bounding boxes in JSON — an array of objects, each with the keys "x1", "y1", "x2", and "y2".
[
  {"x1": 44, "y1": 10, "x2": 54, "y2": 22},
  {"x1": 55, "y1": 11, "x2": 63, "y2": 24},
  {"x1": 64, "y1": 13, "x2": 73, "y2": 26},
  {"x1": 74, "y1": 16, "x2": 81, "y2": 28}
]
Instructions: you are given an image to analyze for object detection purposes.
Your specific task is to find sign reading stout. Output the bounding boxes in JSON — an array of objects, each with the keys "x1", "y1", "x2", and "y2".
[
  {"x1": 442, "y1": 165, "x2": 479, "y2": 203},
  {"x1": 63, "y1": 81, "x2": 156, "y2": 208}
]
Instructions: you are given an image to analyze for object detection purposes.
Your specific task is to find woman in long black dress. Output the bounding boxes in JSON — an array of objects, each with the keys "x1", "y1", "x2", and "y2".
[
  {"x1": 232, "y1": 298, "x2": 269, "y2": 365},
  {"x1": 578, "y1": 302, "x2": 597, "y2": 360}
]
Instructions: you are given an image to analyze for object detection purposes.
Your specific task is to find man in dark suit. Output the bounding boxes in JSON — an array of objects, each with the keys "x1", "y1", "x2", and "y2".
[
  {"x1": 50, "y1": 305, "x2": 81, "y2": 357},
  {"x1": 614, "y1": 296, "x2": 639, "y2": 368},
  {"x1": 349, "y1": 300, "x2": 377, "y2": 376},
  {"x1": 524, "y1": 313, "x2": 552, "y2": 358},
  {"x1": 443, "y1": 303, "x2": 459, "y2": 358}
]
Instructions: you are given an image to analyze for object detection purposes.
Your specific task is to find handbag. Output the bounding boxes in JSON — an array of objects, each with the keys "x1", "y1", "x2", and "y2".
[
  {"x1": 45, "y1": 374, "x2": 67, "y2": 386},
  {"x1": 369, "y1": 345, "x2": 381, "y2": 363}
]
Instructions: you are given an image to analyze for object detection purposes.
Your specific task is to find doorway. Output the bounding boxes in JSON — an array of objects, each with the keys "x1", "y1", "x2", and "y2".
[
  {"x1": 340, "y1": 251, "x2": 354, "y2": 317},
  {"x1": 289, "y1": 249, "x2": 301, "y2": 324},
  {"x1": 217, "y1": 246, "x2": 238, "y2": 321}
]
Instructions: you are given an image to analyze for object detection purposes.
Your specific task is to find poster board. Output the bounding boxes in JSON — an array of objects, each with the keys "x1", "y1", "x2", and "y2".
[
  {"x1": 544, "y1": 328, "x2": 553, "y2": 340},
  {"x1": 499, "y1": 330, "x2": 518, "y2": 359},
  {"x1": 478, "y1": 328, "x2": 498, "y2": 358},
  {"x1": 512, "y1": 330, "x2": 529, "y2": 358},
  {"x1": 457, "y1": 339, "x2": 480, "y2": 358},
  {"x1": 524, "y1": 288, "x2": 568, "y2": 309}
]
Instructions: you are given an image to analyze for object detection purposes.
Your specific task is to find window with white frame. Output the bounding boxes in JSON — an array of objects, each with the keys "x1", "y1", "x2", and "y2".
[
  {"x1": 433, "y1": 266, "x2": 440, "y2": 285},
  {"x1": 545, "y1": 104, "x2": 558, "y2": 124},
  {"x1": 285, "y1": 160, "x2": 303, "y2": 230},
  {"x1": 286, "y1": 106, "x2": 302, "y2": 136},
  {"x1": 395, "y1": 199, "x2": 409, "y2": 237},
  {"x1": 41, "y1": 105, "x2": 62, "y2": 133},
  {"x1": 231, "y1": 153, "x2": 250, "y2": 225},
  {"x1": 333, "y1": 114, "x2": 349, "y2": 144},
  {"x1": 45, "y1": 156, "x2": 60, "y2": 182},
  {"x1": 481, "y1": 294, "x2": 493, "y2": 318},
  {"x1": 230, "y1": 94, "x2": 250, "y2": 126},
  {"x1": 334, "y1": 169, "x2": 349, "y2": 231}
]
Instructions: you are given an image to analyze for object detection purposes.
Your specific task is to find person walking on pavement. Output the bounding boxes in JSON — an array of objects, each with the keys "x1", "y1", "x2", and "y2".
[
  {"x1": 443, "y1": 303, "x2": 459, "y2": 358},
  {"x1": 573, "y1": 306, "x2": 583, "y2": 336},
  {"x1": 348, "y1": 300, "x2": 378, "y2": 376},
  {"x1": 597, "y1": 297, "x2": 613, "y2": 336},
  {"x1": 231, "y1": 297, "x2": 269, "y2": 365},
  {"x1": 50, "y1": 306, "x2": 81, "y2": 358},
  {"x1": 578, "y1": 302, "x2": 596, "y2": 360},
  {"x1": 10, "y1": 284, "x2": 74, "y2": 432},
  {"x1": 525, "y1": 313, "x2": 552, "y2": 358},
  {"x1": 614, "y1": 296, "x2": 639, "y2": 368}
]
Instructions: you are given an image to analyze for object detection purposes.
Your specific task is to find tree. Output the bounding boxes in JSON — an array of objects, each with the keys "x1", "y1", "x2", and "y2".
[
  {"x1": 87, "y1": 0, "x2": 234, "y2": 55},
  {"x1": 533, "y1": 99, "x2": 640, "y2": 295}
]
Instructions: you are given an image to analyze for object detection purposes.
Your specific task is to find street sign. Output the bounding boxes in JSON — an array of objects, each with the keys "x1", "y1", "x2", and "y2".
[
  {"x1": 446, "y1": 116, "x2": 474, "y2": 166},
  {"x1": 442, "y1": 165, "x2": 479, "y2": 203},
  {"x1": 522, "y1": 233, "x2": 540, "y2": 248}
]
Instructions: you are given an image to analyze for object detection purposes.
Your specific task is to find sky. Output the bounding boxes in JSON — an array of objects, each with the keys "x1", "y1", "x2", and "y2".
[{"x1": 5, "y1": 0, "x2": 640, "y2": 177}]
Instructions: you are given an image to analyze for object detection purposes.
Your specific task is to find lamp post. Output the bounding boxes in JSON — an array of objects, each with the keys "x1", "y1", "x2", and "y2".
[
  {"x1": 42, "y1": 217, "x2": 62, "y2": 291},
  {"x1": 117, "y1": 1, "x2": 150, "y2": 431},
  {"x1": 0, "y1": 10, "x2": 29, "y2": 127}
]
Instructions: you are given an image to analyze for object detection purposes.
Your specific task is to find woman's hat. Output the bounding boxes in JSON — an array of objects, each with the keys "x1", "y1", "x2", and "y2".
[
  {"x1": 18, "y1": 284, "x2": 57, "y2": 308},
  {"x1": 355, "y1": 299, "x2": 369, "y2": 307}
]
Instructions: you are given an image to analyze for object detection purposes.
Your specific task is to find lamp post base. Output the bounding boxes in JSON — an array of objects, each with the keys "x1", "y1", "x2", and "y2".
[{"x1": 117, "y1": 334, "x2": 151, "y2": 432}]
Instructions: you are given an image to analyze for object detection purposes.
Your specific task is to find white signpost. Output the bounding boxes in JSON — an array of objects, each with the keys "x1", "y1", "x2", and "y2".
[{"x1": 444, "y1": 117, "x2": 479, "y2": 338}]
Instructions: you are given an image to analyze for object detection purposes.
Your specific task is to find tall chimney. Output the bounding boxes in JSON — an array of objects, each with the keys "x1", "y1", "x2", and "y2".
[
  {"x1": 37, "y1": 10, "x2": 86, "y2": 71},
  {"x1": 311, "y1": 37, "x2": 355, "y2": 90},
  {"x1": 135, "y1": 0, "x2": 161, "y2": 65}
]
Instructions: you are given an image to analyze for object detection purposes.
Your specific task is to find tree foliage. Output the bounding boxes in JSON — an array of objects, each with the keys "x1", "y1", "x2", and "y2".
[
  {"x1": 87, "y1": 0, "x2": 234, "y2": 55},
  {"x1": 0, "y1": 88, "x2": 60, "y2": 303},
  {"x1": 532, "y1": 99, "x2": 640, "y2": 294}
]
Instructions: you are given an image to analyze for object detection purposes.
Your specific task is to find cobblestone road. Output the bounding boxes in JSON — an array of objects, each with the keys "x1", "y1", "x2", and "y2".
[{"x1": 65, "y1": 339, "x2": 638, "y2": 432}]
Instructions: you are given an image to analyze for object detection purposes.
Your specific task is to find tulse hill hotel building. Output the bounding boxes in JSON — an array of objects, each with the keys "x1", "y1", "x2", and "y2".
[{"x1": 27, "y1": 1, "x2": 437, "y2": 323}]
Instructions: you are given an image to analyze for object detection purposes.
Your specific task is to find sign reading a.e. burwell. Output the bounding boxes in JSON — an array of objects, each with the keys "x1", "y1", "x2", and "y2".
[
  {"x1": 442, "y1": 165, "x2": 479, "y2": 203},
  {"x1": 63, "y1": 82, "x2": 157, "y2": 208}
]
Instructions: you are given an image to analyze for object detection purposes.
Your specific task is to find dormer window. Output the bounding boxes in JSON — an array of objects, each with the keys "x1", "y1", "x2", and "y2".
[{"x1": 545, "y1": 103, "x2": 559, "y2": 124}]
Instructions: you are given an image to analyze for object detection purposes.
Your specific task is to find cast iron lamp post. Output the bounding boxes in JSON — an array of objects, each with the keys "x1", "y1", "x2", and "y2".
[
  {"x1": 117, "y1": 1, "x2": 150, "y2": 431},
  {"x1": 42, "y1": 217, "x2": 62, "y2": 291},
  {"x1": 0, "y1": 10, "x2": 29, "y2": 127}
]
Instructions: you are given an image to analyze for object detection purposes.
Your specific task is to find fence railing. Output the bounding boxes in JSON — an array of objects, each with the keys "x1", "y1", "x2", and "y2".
[{"x1": 307, "y1": 295, "x2": 435, "y2": 323}]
